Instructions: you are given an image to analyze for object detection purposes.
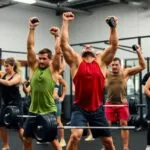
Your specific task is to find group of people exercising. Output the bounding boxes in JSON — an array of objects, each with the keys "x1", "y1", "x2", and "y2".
[{"x1": 0, "y1": 11, "x2": 149, "y2": 150}]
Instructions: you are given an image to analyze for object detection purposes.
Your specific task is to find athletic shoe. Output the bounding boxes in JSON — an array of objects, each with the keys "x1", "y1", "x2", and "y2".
[
  {"x1": 85, "y1": 135, "x2": 95, "y2": 141},
  {"x1": 146, "y1": 145, "x2": 150, "y2": 150},
  {"x1": 36, "y1": 141, "x2": 49, "y2": 144},
  {"x1": 60, "y1": 139, "x2": 66, "y2": 147}
]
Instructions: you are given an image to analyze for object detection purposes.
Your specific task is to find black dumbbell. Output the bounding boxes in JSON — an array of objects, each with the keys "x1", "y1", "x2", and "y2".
[
  {"x1": 31, "y1": 17, "x2": 39, "y2": 24},
  {"x1": 132, "y1": 44, "x2": 138, "y2": 51},
  {"x1": 106, "y1": 17, "x2": 116, "y2": 28}
]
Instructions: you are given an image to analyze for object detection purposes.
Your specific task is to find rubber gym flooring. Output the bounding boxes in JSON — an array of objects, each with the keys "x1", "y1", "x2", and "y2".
[{"x1": 0, "y1": 128, "x2": 147, "y2": 150}]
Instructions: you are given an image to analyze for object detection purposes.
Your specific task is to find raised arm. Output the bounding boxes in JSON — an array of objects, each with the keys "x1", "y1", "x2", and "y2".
[
  {"x1": 27, "y1": 17, "x2": 39, "y2": 71},
  {"x1": 50, "y1": 26, "x2": 62, "y2": 71},
  {"x1": 61, "y1": 12, "x2": 81, "y2": 68},
  {"x1": 144, "y1": 77, "x2": 150, "y2": 97},
  {"x1": 99, "y1": 16, "x2": 119, "y2": 66},
  {"x1": 124, "y1": 45, "x2": 146, "y2": 76},
  {"x1": 58, "y1": 75, "x2": 67, "y2": 102}
]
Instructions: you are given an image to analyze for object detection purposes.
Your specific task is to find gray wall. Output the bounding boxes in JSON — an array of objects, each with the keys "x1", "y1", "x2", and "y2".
[
  {"x1": 1, "y1": 4, "x2": 150, "y2": 59},
  {"x1": 1, "y1": 3, "x2": 150, "y2": 95},
  {"x1": 69, "y1": 4, "x2": 150, "y2": 59},
  {"x1": 0, "y1": 3, "x2": 61, "y2": 60}
]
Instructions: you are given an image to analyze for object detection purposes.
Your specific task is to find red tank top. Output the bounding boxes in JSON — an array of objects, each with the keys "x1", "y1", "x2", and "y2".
[{"x1": 73, "y1": 60, "x2": 105, "y2": 111}]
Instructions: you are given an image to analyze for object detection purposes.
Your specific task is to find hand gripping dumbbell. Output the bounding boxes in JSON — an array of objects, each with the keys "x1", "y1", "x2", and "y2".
[{"x1": 106, "y1": 17, "x2": 116, "y2": 28}]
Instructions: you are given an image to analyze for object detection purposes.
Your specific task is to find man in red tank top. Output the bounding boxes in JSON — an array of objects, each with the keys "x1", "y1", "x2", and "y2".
[{"x1": 60, "y1": 12, "x2": 118, "y2": 150}]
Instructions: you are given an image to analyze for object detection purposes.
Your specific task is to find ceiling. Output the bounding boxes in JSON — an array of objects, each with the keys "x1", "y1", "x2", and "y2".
[{"x1": 0, "y1": 0, "x2": 149, "y2": 15}]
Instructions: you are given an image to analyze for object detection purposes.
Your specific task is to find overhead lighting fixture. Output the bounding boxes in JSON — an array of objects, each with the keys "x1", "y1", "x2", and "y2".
[
  {"x1": 128, "y1": 0, "x2": 143, "y2": 6},
  {"x1": 13, "y1": 0, "x2": 36, "y2": 4},
  {"x1": 108, "y1": 0, "x2": 120, "y2": 3}
]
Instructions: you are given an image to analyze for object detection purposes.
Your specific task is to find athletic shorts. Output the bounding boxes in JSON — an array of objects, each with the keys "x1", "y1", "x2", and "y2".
[
  {"x1": 145, "y1": 95, "x2": 150, "y2": 120},
  {"x1": 55, "y1": 99, "x2": 62, "y2": 117},
  {"x1": 0, "y1": 105, "x2": 6, "y2": 127},
  {"x1": 71, "y1": 104, "x2": 111, "y2": 138},
  {"x1": 105, "y1": 101, "x2": 130, "y2": 122}
]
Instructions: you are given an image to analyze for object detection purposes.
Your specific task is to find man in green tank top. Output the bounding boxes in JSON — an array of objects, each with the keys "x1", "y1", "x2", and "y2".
[
  {"x1": 23, "y1": 17, "x2": 62, "y2": 150},
  {"x1": 105, "y1": 50, "x2": 146, "y2": 150}
]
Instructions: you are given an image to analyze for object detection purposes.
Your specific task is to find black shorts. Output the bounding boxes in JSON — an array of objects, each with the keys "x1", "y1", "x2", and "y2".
[
  {"x1": 22, "y1": 96, "x2": 31, "y2": 115},
  {"x1": 23, "y1": 112, "x2": 58, "y2": 140},
  {"x1": 146, "y1": 95, "x2": 150, "y2": 120},
  {"x1": 71, "y1": 105, "x2": 111, "y2": 138},
  {"x1": 0, "y1": 105, "x2": 6, "y2": 127}
]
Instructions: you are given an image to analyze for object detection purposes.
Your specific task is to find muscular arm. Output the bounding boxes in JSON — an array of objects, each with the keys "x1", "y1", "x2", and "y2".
[
  {"x1": 22, "y1": 81, "x2": 30, "y2": 95},
  {"x1": 23, "y1": 85, "x2": 30, "y2": 95},
  {"x1": 27, "y1": 18, "x2": 39, "y2": 71},
  {"x1": 144, "y1": 77, "x2": 150, "y2": 97},
  {"x1": 0, "y1": 74, "x2": 21, "y2": 86},
  {"x1": 58, "y1": 75, "x2": 67, "y2": 100},
  {"x1": 124, "y1": 46, "x2": 146, "y2": 76},
  {"x1": 50, "y1": 27, "x2": 62, "y2": 72},
  {"x1": 61, "y1": 12, "x2": 81, "y2": 69},
  {"x1": 100, "y1": 16, "x2": 119, "y2": 66}
]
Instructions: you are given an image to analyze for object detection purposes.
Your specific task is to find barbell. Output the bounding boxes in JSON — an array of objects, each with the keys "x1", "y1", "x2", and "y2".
[
  {"x1": 2, "y1": 105, "x2": 136, "y2": 142},
  {"x1": 33, "y1": 113, "x2": 135, "y2": 142},
  {"x1": 3, "y1": 102, "x2": 145, "y2": 128}
]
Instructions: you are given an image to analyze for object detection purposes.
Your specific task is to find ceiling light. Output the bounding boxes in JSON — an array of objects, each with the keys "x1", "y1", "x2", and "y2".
[
  {"x1": 128, "y1": 0, "x2": 143, "y2": 6},
  {"x1": 13, "y1": 0, "x2": 36, "y2": 4}
]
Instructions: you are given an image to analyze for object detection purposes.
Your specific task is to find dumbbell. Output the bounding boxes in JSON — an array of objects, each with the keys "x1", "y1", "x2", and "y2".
[
  {"x1": 31, "y1": 17, "x2": 39, "y2": 24},
  {"x1": 106, "y1": 17, "x2": 116, "y2": 28},
  {"x1": 132, "y1": 44, "x2": 138, "y2": 51}
]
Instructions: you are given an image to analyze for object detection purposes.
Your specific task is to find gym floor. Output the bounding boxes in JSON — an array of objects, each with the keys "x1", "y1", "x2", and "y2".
[{"x1": 0, "y1": 128, "x2": 147, "y2": 150}]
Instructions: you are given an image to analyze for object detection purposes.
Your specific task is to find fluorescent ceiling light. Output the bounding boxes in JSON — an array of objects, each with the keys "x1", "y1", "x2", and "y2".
[
  {"x1": 13, "y1": 0, "x2": 36, "y2": 4},
  {"x1": 128, "y1": 0, "x2": 143, "y2": 6},
  {"x1": 109, "y1": 0, "x2": 120, "y2": 3}
]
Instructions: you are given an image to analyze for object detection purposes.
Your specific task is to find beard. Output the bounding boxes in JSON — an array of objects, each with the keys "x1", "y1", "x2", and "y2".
[{"x1": 81, "y1": 51, "x2": 95, "y2": 57}]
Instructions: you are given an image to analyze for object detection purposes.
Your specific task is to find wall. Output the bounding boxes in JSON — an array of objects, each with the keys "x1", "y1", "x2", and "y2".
[
  {"x1": 0, "y1": 3, "x2": 61, "y2": 60},
  {"x1": 68, "y1": 3, "x2": 150, "y2": 59},
  {"x1": 1, "y1": 3, "x2": 150, "y2": 119}
]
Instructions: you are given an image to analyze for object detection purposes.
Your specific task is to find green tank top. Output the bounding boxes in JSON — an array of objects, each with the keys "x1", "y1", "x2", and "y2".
[{"x1": 29, "y1": 67, "x2": 56, "y2": 114}]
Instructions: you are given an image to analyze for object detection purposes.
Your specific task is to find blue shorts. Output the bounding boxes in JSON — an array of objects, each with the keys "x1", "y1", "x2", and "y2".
[
  {"x1": 55, "y1": 99, "x2": 62, "y2": 117},
  {"x1": 71, "y1": 105, "x2": 111, "y2": 138}
]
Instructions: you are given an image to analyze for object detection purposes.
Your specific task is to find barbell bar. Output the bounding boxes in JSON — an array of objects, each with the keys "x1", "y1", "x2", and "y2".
[
  {"x1": 17, "y1": 115, "x2": 36, "y2": 118},
  {"x1": 104, "y1": 104, "x2": 146, "y2": 107},
  {"x1": 33, "y1": 114, "x2": 136, "y2": 142},
  {"x1": 57, "y1": 126, "x2": 135, "y2": 130}
]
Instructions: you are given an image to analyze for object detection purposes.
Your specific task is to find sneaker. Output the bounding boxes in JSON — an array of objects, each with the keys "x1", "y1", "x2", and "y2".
[
  {"x1": 85, "y1": 135, "x2": 95, "y2": 141},
  {"x1": 60, "y1": 139, "x2": 66, "y2": 147},
  {"x1": 36, "y1": 141, "x2": 49, "y2": 144},
  {"x1": 146, "y1": 145, "x2": 150, "y2": 150}
]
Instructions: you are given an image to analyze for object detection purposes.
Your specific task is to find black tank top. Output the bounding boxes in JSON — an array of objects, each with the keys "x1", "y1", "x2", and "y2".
[{"x1": 2, "y1": 74, "x2": 21, "y2": 106}]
